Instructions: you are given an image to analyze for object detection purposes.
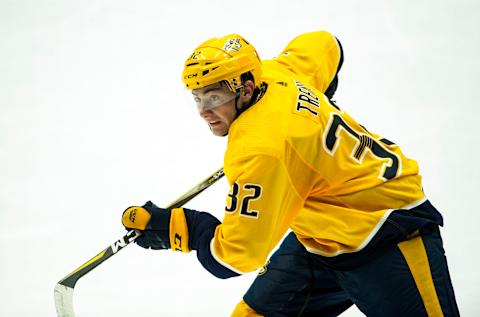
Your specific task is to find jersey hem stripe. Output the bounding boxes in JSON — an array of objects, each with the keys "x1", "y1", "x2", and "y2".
[{"x1": 305, "y1": 196, "x2": 428, "y2": 257}]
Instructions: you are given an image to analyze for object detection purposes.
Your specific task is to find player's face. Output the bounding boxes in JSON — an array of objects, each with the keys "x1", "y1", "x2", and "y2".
[{"x1": 193, "y1": 83, "x2": 239, "y2": 136}]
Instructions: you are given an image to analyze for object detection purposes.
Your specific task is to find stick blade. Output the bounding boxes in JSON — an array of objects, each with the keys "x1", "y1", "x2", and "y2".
[{"x1": 54, "y1": 283, "x2": 75, "y2": 317}]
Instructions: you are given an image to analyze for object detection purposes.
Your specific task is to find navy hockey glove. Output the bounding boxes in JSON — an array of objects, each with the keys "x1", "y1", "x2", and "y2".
[
  {"x1": 122, "y1": 201, "x2": 172, "y2": 250},
  {"x1": 123, "y1": 201, "x2": 219, "y2": 252}
]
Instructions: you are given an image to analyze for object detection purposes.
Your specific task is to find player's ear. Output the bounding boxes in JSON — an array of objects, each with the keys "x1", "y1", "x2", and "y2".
[
  {"x1": 242, "y1": 80, "x2": 255, "y2": 98},
  {"x1": 238, "y1": 79, "x2": 255, "y2": 110}
]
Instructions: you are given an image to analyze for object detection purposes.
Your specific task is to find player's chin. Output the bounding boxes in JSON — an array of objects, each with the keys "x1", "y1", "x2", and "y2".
[{"x1": 209, "y1": 123, "x2": 228, "y2": 136}]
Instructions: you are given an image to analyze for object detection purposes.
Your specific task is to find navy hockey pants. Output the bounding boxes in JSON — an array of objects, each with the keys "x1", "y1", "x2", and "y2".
[{"x1": 243, "y1": 227, "x2": 459, "y2": 316}]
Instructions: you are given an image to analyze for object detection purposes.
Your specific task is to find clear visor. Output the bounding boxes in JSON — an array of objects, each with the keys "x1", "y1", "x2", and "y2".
[{"x1": 192, "y1": 89, "x2": 240, "y2": 112}]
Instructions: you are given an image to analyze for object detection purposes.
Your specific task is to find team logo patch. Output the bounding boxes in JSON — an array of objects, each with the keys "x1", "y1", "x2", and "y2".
[
  {"x1": 129, "y1": 209, "x2": 137, "y2": 223},
  {"x1": 223, "y1": 38, "x2": 242, "y2": 52}
]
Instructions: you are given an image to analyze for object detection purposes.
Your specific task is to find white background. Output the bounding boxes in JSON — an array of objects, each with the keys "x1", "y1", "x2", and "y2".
[{"x1": 1, "y1": 0, "x2": 479, "y2": 316}]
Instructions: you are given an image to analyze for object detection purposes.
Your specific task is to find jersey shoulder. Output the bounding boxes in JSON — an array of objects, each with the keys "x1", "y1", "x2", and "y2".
[{"x1": 262, "y1": 30, "x2": 342, "y2": 94}]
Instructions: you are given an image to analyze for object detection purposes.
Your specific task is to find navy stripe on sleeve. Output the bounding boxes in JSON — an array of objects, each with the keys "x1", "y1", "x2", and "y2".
[{"x1": 184, "y1": 209, "x2": 240, "y2": 279}]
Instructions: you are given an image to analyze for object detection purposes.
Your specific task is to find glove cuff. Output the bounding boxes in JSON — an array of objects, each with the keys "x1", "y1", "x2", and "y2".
[{"x1": 169, "y1": 208, "x2": 191, "y2": 253}]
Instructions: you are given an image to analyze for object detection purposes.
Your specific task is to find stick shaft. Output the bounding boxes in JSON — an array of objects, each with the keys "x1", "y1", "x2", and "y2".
[
  {"x1": 54, "y1": 167, "x2": 224, "y2": 316},
  {"x1": 60, "y1": 167, "x2": 223, "y2": 287}
]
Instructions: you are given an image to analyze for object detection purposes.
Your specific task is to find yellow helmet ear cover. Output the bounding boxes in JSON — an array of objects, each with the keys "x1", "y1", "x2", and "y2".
[{"x1": 182, "y1": 34, "x2": 262, "y2": 92}]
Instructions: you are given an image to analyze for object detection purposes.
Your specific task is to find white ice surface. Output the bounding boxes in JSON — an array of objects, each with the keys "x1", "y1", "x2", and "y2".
[{"x1": 1, "y1": 0, "x2": 479, "y2": 316}]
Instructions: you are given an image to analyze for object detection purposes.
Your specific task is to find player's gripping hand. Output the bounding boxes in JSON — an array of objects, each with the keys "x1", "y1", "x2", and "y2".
[
  {"x1": 122, "y1": 201, "x2": 172, "y2": 250},
  {"x1": 122, "y1": 201, "x2": 195, "y2": 252}
]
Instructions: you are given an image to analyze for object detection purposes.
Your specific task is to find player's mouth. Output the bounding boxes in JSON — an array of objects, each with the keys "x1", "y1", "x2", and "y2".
[{"x1": 208, "y1": 120, "x2": 221, "y2": 126}]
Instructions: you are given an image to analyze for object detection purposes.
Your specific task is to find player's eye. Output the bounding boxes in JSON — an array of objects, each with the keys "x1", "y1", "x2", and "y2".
[{"x1": 209, "y1": 95, "x2": 220, "y2": 103}]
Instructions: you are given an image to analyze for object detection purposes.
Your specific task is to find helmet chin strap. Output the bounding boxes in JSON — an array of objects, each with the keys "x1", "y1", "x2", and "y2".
[
  {"x1": 234, "y1": 92, "x2": 243, "y2": 119},
  {"x1": 233, "y1": 82, "x2": 266, "y2": 119},
  {"x1": 221, "y1": 91, "x2": 243, "y2": 137},
  {"x1": 233, "y1": 85, "x2": 255, "y2": 119}
]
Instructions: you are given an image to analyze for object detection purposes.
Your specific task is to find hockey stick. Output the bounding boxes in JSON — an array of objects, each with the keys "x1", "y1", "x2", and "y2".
[{"x1": 54, "y1": 167, "x2": 225, "y2": 317}]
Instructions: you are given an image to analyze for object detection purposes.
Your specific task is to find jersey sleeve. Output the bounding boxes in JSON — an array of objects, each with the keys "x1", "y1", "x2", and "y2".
[
  {"x1": 271, "y1": 30, "x2": 343, "y2": 96},
  {"x1": 206, "y1": 153, "x2": 305, "y2": 275}
]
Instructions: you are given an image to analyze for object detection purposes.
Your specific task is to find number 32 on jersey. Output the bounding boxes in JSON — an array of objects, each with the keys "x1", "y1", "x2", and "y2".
[{"x1": 225, "y1": 182, "x2": 263, "y2": 218}]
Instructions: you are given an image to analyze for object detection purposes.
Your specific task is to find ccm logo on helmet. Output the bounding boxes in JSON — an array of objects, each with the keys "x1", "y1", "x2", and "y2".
[{"x1": 184, "y1": 73, "x2": 198, "y2": 79}]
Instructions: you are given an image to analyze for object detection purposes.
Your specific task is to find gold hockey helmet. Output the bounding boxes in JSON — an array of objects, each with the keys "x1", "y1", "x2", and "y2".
[{"x1": 182, "y1": 34, "x2": 262, "y2": 92}]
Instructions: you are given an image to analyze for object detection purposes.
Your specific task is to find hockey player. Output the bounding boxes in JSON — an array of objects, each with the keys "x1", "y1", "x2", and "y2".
[{"x1": 122, "y1": 31, "x2": 459, "y2": 316}]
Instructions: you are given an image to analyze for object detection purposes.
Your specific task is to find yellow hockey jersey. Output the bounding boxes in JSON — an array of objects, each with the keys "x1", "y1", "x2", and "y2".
[{"x1": 209, "y1": 31, "x2": 440, "y2": 274}]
